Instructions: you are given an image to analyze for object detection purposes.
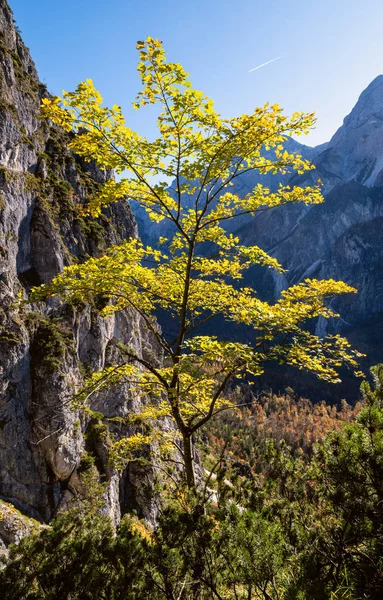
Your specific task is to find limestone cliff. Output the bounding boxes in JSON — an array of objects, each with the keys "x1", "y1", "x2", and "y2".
[{"x1": 0, "y1": 0, "x2": 157, "y2": 549}]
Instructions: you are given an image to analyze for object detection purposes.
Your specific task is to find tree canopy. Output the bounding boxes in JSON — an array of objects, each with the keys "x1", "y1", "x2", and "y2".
[{"x1": 32, "y1": 36, "x2": 362, "y2": 488}]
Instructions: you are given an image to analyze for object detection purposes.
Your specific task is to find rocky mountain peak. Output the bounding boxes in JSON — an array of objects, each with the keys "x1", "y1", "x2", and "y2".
[
  {"x1": 314, "y1": 74, "x2": 383, "y2": 187},
  {"x1": 341, "y1": 74, "x2": 383, "y2": 131}
]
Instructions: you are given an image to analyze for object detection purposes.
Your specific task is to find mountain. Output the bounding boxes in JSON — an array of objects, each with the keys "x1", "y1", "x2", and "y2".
[
  {"x1": 233, "y1": 77, "x2": 383, "y2": 398},
  {"x1": 133, "y1": 77, "x2": 383, "y2": 399},
  {"x1": 0, "y1": 0, "x2": 157, "y2": 551},
  {"x1": 320, "y1": 75, "x2": 383, "y2": 187}
]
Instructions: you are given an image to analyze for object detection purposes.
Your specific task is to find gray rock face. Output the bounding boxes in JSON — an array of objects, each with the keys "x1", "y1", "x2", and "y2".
[
  {"x1": 0, "y1": 499, "x2": 41, "y2": 556},
  {"x1": 0, "y1": 0, "x2": 157, "y2": 548},
  {"x1": 312, "y1": 76, "x2": 383, "y2": 188}
]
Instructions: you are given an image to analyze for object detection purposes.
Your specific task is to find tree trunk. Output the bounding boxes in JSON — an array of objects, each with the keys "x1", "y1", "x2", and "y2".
[{"x1": 183, "y1": 433, "x2": 196, "y2": 489}]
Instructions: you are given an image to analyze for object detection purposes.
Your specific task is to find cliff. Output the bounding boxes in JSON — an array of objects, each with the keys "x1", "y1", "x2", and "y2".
[{"x1": 0, "y1": 0, "x2": 157, "y2": 550}]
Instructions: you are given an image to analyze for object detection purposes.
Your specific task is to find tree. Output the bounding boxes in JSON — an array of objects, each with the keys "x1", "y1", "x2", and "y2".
[
  {"x1": 300, "y1": 364, "x2": 383, "y2": 599},
  {"x1": 0, "y1": 467, "x2": 149, "y2": 600},
  {"x1": 0, "y1": 485, "x2": 297, "y2": 600},
  {"x1": 32, "y1": 36, "x2": 362, "y2": 489}
]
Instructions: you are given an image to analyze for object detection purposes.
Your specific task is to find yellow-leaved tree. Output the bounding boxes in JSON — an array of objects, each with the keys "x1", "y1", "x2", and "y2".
[{"x1": 32, "y1": 37, "x2": 362, "y2": 489}]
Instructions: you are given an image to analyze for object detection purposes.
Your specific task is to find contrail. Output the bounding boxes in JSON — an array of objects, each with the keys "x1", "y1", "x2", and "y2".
[{"x1": 248, "y1": 56, "x2": 281, "y2": 73}]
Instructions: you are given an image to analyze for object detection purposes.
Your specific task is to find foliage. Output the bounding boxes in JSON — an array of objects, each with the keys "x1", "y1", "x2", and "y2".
[
  {"x1": 2, "y1": 367, "x2": 383, "y2": 599},
  {"x1": 26, "y1": 312, "x2": 74, "y2": 372},
  {"x1": 203, "y1": 386, "x2": 363, "y2": 476},
  {"x1": 32, "y1": 36, "x2": 362, "y2": 487},
  {"x1": 299, "y1": 364, "x2": 383, "y2": 599},
  {"x1": 0, "y1": 468, "x2": 147, "y2": 600}
]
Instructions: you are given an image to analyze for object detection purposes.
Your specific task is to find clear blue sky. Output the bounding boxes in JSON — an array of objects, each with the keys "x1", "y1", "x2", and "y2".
[{"x1": 9, "y1": 0, "x2": 383, "y2": 147}]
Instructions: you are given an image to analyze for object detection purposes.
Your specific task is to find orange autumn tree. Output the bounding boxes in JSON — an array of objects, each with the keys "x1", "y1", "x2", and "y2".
[{"x1": 32, "y1": 37, "x2": 362, "y2": 488}]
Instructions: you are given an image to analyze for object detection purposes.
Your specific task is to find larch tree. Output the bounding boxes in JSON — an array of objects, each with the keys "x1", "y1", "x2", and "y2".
[{"x1": 32, "y1": 37, "x2": 362, "y2": 489}]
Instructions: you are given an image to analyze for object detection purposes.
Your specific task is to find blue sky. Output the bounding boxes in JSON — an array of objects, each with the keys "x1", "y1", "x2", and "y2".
[{"x1": 9, "y1": 0, "x2": 383, "y2": 146}]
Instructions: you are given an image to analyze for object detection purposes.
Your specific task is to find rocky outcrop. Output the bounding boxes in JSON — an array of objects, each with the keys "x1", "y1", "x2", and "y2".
[
  {"x1": 319, "y1": 76, "x2": 383, "y2": 187},
  {"x1": 0, "y1": 0, "x2": 157, "y2": 549},
  {"x1": 0, "y1": 499, "x2": 41, "y2": 556}
]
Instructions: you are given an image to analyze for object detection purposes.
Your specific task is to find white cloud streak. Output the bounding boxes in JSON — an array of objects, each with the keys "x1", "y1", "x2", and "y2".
[{"x1": 248, "y1": 56, "x2": 281, "y2": 73}]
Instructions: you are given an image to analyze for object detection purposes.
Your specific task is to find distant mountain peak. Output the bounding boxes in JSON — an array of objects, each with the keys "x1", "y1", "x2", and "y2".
[
  {"x1": 315, "y1": 75, "x2": 383, "y2": 187},
  {"x1": 336, "y1": 74, "x2": 383, "y2": 134}
]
